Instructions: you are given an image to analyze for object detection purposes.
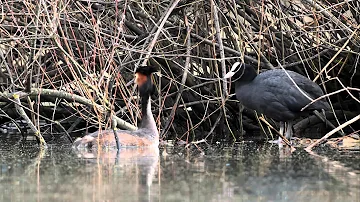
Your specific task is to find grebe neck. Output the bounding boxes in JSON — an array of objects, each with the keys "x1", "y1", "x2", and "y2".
[{"x1": 140, "y1": 94, "x2": 157, "y2": 133}]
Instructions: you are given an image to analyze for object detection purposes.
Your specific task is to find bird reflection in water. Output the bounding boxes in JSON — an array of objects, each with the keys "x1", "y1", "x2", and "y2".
[
  {"x1": 73, "y1": 146, "x2": 159, "y2": 201},
  {"x1": 72, "y1": 66, "x2": 160, "y2": 201}
]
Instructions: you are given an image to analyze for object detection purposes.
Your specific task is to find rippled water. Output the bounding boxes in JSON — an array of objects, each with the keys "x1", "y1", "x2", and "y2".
[{"x1": 0, "y1": 135, "x2": 359, "y2": 202}]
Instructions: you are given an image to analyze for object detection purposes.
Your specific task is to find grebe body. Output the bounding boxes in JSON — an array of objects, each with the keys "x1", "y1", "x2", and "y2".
[{"x1": 73, "y1": 66, "x2": 159, "y2": 148}]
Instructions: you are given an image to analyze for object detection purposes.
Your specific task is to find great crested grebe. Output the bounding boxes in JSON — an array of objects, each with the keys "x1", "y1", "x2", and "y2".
[
  {"x1": 73, "y1": 66, "x2": 159, "y2": 148},
  {"x1": 225, "y1": 62, "x2": 329, "y2": 141}
]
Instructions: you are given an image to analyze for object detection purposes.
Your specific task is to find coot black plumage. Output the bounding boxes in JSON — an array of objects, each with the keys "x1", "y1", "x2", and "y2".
[{"x1": 225, "y1": 62, "x2": 330, "y2": 141}]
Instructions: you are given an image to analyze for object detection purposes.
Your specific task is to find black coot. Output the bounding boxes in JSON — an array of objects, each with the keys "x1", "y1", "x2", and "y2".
[{"x1": 225, "y1": 62, "x2": 330, "y2": 141}]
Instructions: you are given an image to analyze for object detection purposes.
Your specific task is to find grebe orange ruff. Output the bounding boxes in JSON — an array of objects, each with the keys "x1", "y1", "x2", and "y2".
[{"x1": 73, "y1": 66, "x2": 159, "y2": 148}]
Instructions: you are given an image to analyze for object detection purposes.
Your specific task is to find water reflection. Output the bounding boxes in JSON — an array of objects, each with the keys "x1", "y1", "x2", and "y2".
[
  {"x1": 0, "y1": 136, "x2": 359, "y2": 202},
  {"x1": 74, "y1": 146, "x2": 159, "y2": 202}
]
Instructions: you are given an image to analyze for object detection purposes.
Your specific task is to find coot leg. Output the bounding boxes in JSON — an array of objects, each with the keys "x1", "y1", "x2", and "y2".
[
  {"x1": 285, "y1": 121, "x2": 294, "y2": 140},
  {"x1": 269, "y1": 121, "x2": 285, "y2": 146},
  {"x1": 279, "y1": 121, "x2": 285, "y2": 137}
]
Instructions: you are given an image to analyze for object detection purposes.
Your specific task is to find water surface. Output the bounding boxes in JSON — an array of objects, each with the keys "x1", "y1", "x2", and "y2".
[{"x1": 0, "y1": 135, "x2": 359, "y2": 202}]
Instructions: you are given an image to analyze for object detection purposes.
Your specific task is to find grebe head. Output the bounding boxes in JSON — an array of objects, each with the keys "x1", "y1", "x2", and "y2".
[{"x1": 135, "y1": 66, "x2": 158, "y2": 97}]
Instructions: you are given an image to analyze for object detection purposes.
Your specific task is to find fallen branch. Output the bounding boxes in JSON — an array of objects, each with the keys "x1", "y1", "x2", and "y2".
[
  {"x1": 0, "y1": 88, "x2": 137, "y2": 131},
  {"x1": 305, "y1": 114, "x2": 360, "y2": 151},
  {"x1": 13, "y1": 93, "x2": 47, "y2": 148}
]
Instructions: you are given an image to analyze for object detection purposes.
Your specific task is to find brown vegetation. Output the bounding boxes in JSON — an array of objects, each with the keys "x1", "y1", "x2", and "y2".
[{"x1": 0, "y1": 0, "x2": 359, "y2": 146}]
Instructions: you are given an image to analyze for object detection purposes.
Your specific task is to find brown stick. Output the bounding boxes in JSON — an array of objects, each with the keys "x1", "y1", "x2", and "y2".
[{"x1": 305, "y1": 114, "x2": 360, "y2": 151}]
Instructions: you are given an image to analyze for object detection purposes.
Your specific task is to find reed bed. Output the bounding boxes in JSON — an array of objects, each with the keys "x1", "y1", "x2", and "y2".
[{"x1": 0, "y1": 0, "x2": 359, "y2": 145}]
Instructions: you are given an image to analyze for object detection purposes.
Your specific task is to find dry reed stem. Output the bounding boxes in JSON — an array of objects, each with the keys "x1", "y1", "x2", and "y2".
[{"x1": 0, "y1": 0, "x2": 358, "y2": 144}]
